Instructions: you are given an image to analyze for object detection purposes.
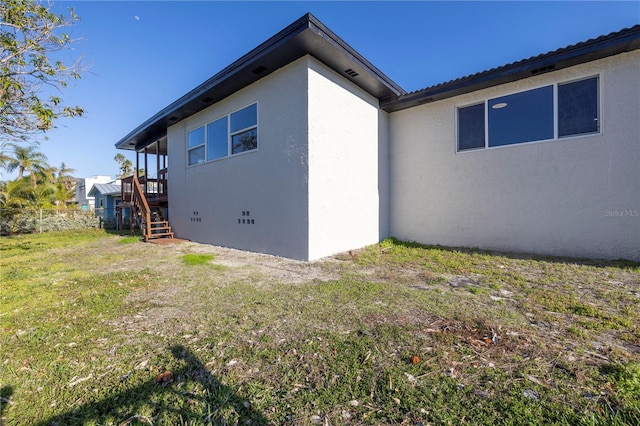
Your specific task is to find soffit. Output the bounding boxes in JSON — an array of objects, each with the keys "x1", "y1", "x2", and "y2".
[{"x1": 115, "y1": 14, "x2": 405, "y2": 151}]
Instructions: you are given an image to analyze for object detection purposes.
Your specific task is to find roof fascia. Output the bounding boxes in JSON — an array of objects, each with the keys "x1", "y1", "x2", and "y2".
[
  {"x1": 306, "y1": 15, "x2": 405, "y2": 96},
  {"x1": 381, "y1": 25, "x2": 640, "y2": 112},
  {"x1": 116, "y1": 13, "x2": 405, "y2": 151}
]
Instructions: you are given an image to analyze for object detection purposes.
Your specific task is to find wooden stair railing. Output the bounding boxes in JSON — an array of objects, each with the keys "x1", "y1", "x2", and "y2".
[{"x1": 130, "y1": 175, "x2": 174, "y2": 241}]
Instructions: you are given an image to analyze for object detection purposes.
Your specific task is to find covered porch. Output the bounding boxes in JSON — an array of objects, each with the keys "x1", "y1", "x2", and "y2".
[{"x1": 121, "y1": 137, "x2": 169, "y2": 206}]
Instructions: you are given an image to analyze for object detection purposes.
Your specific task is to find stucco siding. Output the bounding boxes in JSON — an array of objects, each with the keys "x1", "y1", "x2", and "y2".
[
  {"x1": 168, "y1": 58, "x2": 310, "y2": 260},
  {"x1": 389, "y1": 51, "x2": 640, "y2": 261},
  {"x1": 307, "y1": 58, "x2": 386, "y2": 260}
]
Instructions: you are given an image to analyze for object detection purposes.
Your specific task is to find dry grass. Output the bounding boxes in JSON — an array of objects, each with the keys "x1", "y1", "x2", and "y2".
[{"x1": 1, "y1": 231, "x2": 638, "y2": 425}]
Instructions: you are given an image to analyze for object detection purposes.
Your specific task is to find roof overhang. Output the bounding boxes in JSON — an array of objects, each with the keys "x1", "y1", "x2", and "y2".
[
  {"x1": 381, "y1": 24, "x2": 640, "y2": 112},
  {"x1": 115, "y1": 13, "x2": 406, "y2": 151}
]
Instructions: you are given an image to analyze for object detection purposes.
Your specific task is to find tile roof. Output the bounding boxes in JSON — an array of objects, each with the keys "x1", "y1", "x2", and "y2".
[{"x1": 381, "y1": 24, "x2": 640, "y2": 112}]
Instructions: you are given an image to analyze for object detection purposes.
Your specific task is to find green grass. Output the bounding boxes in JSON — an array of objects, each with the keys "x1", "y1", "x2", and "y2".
[
  {"x1": 180, "y1": 253, "x2": 214, "y2": 265},
  {"x1": 1, "y1": 232, "x2": 639, "y2": 425},
  {"x1": 117, "y1": 235, "x2": 141, "y2": 244}
]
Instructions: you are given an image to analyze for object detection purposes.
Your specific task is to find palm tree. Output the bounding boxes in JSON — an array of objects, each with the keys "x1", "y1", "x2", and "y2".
[
  {"x1": 54, "y1": 181, "x2": 75, "y2": 207},
  {"x1": 32, "y1": 183, "x2": 56, "y2": 208},
  {"x1": 0, "y1": 149, "x2": 12, "y2": 173},
  {"x1": 57, "y1": 162, "x2": 76, "y2": 192},
  {"x1": 33, "y1": 164, "x2": 58, "y2": 187},
  {"x1": 4, "y1": 143, "x2": 50, "y2": 187},
  {"x1": 0, "y1": 178, "x2": 34, "y2": 208}
]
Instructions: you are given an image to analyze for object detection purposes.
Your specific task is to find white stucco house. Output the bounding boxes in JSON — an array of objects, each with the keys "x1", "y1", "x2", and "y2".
[{"x1": 116, "y1": 14, "x2": 640, "y2": 261}]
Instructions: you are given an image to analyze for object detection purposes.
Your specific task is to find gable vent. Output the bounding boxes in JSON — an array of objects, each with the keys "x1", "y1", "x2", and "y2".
[
  {"x1": 252, "y1": 65, "x2": 267, "y2": 75},
  {"x1": 344, "y1": 68, "x2": 359, "y2": 77},
  {"x1": 531, "y1": 64, "x2": 556, "y2": 75}
]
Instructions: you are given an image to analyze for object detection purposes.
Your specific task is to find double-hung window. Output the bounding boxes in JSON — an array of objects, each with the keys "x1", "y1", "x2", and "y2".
[
  {"x1": 187, "y1": 103, "x2": 258, "y2": 165},
  {"x1": 187, "y1": 126, "x2": 205, "y2": 165},
  {"x1": 457, "y1": 76, "x2": 599, "y2": 152},
  {"x1": 230, "y1": 103, "x2": 258, "y2": 154}
]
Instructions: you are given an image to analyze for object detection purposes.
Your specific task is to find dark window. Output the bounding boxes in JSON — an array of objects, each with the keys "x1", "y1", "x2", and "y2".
[
  {"x1": 488, "y1": 85, "x2": 554, "y2": 147},
  {"x1": 457, "y1": 77, "x2": 600, "y2": 152},
  {"x1": 458, "y1": 103, "x2": 485, "y2": 151},
  {"x1": 558, "y1": 76, "x2": 599, "y2": 137}
]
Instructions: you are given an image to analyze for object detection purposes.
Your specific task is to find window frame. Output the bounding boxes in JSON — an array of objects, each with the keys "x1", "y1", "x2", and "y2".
[
  {"x1": 557, "y1": 75, "x2": 600, "y2": 138},
  {"x1": 230, "y1": 103, "x2": 258, "y2": 155},
  {"x1": 187, "y1": 125, "x2": 206, "y2": 166},
  {"x1": 456, "y1": 74, "x2": 601, "y2": 153},
  {"x1": 186, "y1": 102, "x2": 258, "y2": 167}
]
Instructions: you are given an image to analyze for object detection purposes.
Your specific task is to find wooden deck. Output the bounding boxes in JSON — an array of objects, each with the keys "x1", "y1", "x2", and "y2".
[
  {"x1": 118, "y1": 172, "x2": 174, "y2": 242},
  {"x1": 121, "y1": 169, "x2": 168, "y2": 207}
]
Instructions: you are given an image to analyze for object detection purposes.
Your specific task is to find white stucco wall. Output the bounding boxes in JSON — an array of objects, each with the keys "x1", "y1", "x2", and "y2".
[
  {"x1": 168, "y1": 58, "x2": 310, "y2": 259},
  {"x1": 389, "y1": 51, "x2": 640, "y2": 261},
  {"x1": 167, "y1": 56, "x2": 389, "y2": 261},
  {"x1": 307, "y1": 59, "x2": 388, "y2": 260}
]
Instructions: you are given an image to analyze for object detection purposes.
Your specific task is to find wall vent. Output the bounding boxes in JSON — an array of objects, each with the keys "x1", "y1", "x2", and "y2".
[
  {"x1": 344, "y1": 68, "x2": 359, "y2": 77},
  {"x1": 252, "y1": 65, "x2": 267, "y2": 75},
  {"x1": 202, "y1": 96, "x2": 213, "y2": 103},
  {"x1": 531, "y1": 64, "x2": 555, "y2": 75},
  {"x1": 169, "y1": 116, "x2": 178, "y2": 121}
]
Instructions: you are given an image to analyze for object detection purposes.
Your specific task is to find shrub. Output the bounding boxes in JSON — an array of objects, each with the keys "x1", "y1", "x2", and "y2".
[{"x1": 0, "y1": 208, "x2": 100, "y2": 235}]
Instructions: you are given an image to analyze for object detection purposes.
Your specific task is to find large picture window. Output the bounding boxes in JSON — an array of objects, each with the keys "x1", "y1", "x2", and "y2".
[
  {"x1": 187, "y1": 103, "x2": 258, "y2": 165},
  {"x1": 457, "y1": 76, "x2": 599, "y2": 152},
  {"x1": 207, "y1": 117, "x2": 228, "y2": 161},
  {"x1": 488, "y1": 86, "x2": 554, "y2": 147}
]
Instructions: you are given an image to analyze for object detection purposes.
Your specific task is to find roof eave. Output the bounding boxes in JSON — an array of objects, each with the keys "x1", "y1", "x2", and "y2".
[
  {"x1": 381, "y1": 25, "x2": 640, "y2": 113},
  {"x1": 115, "y1": 13, "x2": 405, "y2": 151}
]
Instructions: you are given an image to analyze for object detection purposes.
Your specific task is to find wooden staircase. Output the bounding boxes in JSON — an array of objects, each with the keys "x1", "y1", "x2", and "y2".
[
  {"x1": 127, "y1": 175, "x2": 174, "y2": 242},
  {"x1": 146, "y1": 207, "x2": 174, "y2": 240}
]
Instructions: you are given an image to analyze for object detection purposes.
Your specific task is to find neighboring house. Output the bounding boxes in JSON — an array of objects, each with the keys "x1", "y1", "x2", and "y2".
[
  {"x1": 88, "y1": 183, "x2": 122, "y2": 219},
  {"x1": 75, "y1": 176, "x2": 114, "y2": 210},
  {"x1": 115, "y1": 14, "x2": 640, "y2": 261}
]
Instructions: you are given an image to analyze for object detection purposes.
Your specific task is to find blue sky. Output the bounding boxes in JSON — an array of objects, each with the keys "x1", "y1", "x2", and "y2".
[{"x1": 16, "y1": 0, "x2": 640, "y2": 179}]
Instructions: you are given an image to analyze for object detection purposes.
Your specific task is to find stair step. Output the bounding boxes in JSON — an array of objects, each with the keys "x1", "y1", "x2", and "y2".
[
  {"x1": 147, "y1": 232, "x2": 174, "y2": 239},
  {"x1": 125, "y1": 186, "x2": 174, "y2": 242}
]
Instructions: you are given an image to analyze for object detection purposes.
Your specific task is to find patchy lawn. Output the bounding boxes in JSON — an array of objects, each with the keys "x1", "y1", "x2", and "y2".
[{"x1": 1, "y1": 230, "x2": 638, "y2": 425}]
